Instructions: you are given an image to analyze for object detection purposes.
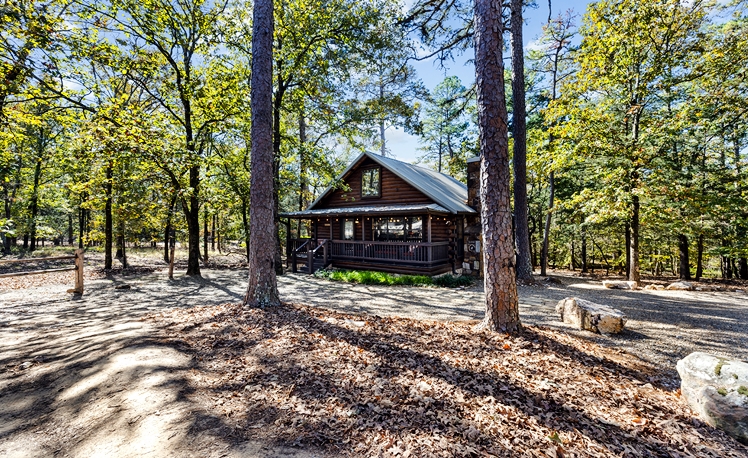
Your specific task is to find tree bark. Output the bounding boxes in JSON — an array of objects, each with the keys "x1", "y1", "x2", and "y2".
[
  {"x1": 739, "y1": 257, "x2": 748, "y2": 280},
  {"x1": 203, "y1": 207, "x2": 209, "y2": 263},
  {"x1": 581, "y1": 231, "x2": 588, "y2": 273},
  {"x1": 244, "y1": 0, "x2": 280, "y2": 307},
  {"x1": 625, "y1": 222, "x2": 631, "y2": 277},
  {"x1": 678, "y1": 233, "x2": 690, "y2": 280},
  {"x1": 629, "y1": 194, "x2": 640, "y2": 284},
  {"x1": 474, "y1": 0, "x2": 520, "y2": 333},
  {"x1": 164, "y1": 195, "x2": 176, "y2": 263},
  {"x1": 510, "y1": 0, "x2": 533, "y2": 282},
  {"x1": 184, "y1": 166, "x2": 201, "y2": 276},
  {"x1": 28, "y1": 158, "x2": 42, "y2": 252},
  {"x1": 695, "y1": 234, "x2": 704, "y2": 280},
  {"x1": 105, "y1": 162, "x2": 113, "y2": 270},
  {"x1": 540, "y1": 171, "x2": 554, "y2": 276}
]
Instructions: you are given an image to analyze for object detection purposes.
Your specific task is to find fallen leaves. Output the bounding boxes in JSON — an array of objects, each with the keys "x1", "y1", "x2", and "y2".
[{"x1": 151, "y1": 303, "x2": 748, "y2": 458}]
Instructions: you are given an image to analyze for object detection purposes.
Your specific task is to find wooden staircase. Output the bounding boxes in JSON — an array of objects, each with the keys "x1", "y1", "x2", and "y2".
[{"x1": 291, "y1": 239, "x2": 330, "y2": 274}]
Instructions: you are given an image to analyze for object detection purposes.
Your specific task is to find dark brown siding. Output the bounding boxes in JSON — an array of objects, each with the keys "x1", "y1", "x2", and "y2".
[
  {"x1": 317, "y1": 158, "x2": 433, "y2": 208},
  {"x1": 430, "y1": 216, "x2": 452, "y2": 242}
]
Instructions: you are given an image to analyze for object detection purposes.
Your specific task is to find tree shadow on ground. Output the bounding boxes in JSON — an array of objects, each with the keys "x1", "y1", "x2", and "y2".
[{"x1": 170, "y1": 304, "x2": 747, "y2": 457}]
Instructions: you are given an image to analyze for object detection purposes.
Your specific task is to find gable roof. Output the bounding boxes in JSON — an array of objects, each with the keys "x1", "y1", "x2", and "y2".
[{"x1": 307, "y1": 151, "x2": 476, "y2": 214}]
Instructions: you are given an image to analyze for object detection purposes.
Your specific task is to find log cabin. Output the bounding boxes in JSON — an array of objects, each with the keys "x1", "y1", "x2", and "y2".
[{"x1": 281, "y1": 152, "x2": 483, "y2": 276}]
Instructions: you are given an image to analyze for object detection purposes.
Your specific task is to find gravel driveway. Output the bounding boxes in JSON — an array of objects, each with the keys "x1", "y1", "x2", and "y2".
[{"x1": 1, "y1": 269, "x2": 746, "y2": 456}]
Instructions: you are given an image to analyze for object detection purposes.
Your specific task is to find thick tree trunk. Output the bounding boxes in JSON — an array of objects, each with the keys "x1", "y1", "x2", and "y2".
[
  {"x1": 245, "y1": 0, "x2": 280, "y2": 307},
  {"x1": 629, "y1": 195, "x2": 640, "y2": 284},
  {"x1": 105, "y1": 163, "x2": 113, "y2": 270},
  {"x1": 241, "y1": 199, "x2": 250, "y2": 263},
  {"x1": 474, "y1": 0, "x2": 520, "y2": 333},
  {"x1": 78, "y1": 196, "x2": 85, "y2": 249},
  {"x1": 510, "y1": 0, "x2": 533, "y2": 282},
  {"x1": 185, "y1": 166, "x2": 201, "y2": 276},
  {"x1": 540, "y1": 171, "x2": 554, "y2": 276},
  {"x1": 739, "y1": 257, "x2": 748, "y2": 280},
  {"x1": 678, "y1": 234, "x2": 690, "y2": 280}
]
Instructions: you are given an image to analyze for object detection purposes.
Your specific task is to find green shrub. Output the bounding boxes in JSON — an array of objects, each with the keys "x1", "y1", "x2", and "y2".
[
  {"x1": 432, "y1": 274, "x2": 474, "y2": 288},
  {"x1": 313, "y1": 269, "x2": 473, "y2": 288}
]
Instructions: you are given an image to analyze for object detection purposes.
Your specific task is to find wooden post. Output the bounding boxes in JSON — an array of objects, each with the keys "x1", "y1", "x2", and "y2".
[
  {"x1": 73, "y1": 249, "x2": 84, "y2": 295},
  {"x1": 307, "y1": 243, "x2": 313, "y2": 274},
  {"x1": 168, "y1": 231, "x2": 176, "y2": 280},
  {"x1": 323, "y1": 240, "x2": 328, "y2": 266}
]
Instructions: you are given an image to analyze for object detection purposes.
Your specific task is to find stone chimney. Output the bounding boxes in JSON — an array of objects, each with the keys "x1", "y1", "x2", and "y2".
[{"x1": 463, "y1": 156, "x2": 482, "y2": 277}]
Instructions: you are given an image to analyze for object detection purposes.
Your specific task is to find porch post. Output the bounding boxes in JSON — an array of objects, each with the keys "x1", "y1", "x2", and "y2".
[
  {"x1": 285, "y1": 218, "x2": 291, "y2": 267},
  {"x1": 330, "y1": 218, "x2": 333, "y2": 240},
  {"x1": 427, "y1": 214, "x2": 432, "y2": 264}
]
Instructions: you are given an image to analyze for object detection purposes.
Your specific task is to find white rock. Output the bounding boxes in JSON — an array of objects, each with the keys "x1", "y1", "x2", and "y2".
[
  {"x1": 555, "y1": 297, "x2": 627, "y2": 334},
  {"x1": 602, "y1": 280, "x2": 637, "y2": 290},
  {"x1": 676, "y1": 352, "x2": 748, "y2": 444},
  {"x1": 666, "y1": 281, "x2": 693, "y2": 291}
]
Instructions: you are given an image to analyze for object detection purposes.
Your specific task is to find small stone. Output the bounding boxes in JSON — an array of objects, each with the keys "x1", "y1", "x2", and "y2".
[
  {"x1": 18, "y1": 361, "x2": 33, "y2": 370},
  {"x1": 555, "y1": 297, "x2": 627, "y2": 334},
  {"x1": 677, "y1": 352, "x2": 748, "y2": 444},
  {"x1": 666, "y1": 281, "x2": 693, "y2": 291},
  {"x1": 115, "y1": 284, "x2": 131, "y2": 290}
]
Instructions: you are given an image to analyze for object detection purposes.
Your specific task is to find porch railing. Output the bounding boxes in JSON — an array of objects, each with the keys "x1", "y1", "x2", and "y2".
[{"x1": 329, "y1": 240, "x2": 450, "y2": 265}]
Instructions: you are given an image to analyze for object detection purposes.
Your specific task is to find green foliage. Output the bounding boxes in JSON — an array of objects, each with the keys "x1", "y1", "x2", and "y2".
[{"x1": 314, "y1": 269, "x2": 474, "y2": 288}]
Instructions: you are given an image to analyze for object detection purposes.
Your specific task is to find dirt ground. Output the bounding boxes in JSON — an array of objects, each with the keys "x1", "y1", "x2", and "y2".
[{"x1": 1, "y1": 267, "x2": 747, "y2": 456}]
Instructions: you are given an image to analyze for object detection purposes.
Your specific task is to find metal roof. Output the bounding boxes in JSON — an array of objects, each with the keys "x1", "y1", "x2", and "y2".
[
  {"x1": 280, "y1": 203, "x2": 452, "y2": 218},
  {"x1": 307, "y1": 151, "x2": 477, "y2": 214}
]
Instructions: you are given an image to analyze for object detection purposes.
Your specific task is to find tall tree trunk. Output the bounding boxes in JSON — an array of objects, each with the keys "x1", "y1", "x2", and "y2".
[
  {"x1": 28, "y1": 158, "x2": 42, "y2": 252},
  {"x1": 511, "y1": 0, "x2": 533, "y2": 282},
  {"x1": 211, "y1": 213, "x2": 216, "y2": 251},
  {"x1": 474, "y1": 0, "x2": 520, "y2": 333},
  {"x1": 116, "y1": 219, "x2": 127, "y2": 268},
  {"x1": 67, "y1": 213, "x2": 73, "y2": 246},
  {"x1": 78, "y1": 194, "x2": 85, "y2": 249},
  {"x1": 104, "y1": 162, "x2": 113, "y2": 270},
  {"x1": 629, "y1": 194, "x2": 640, "y2": 284},
  {"x1": 241, "y1": 199, "x2": 250, "y2": 263},
  {"x1": 696, "y1": 234, "x2": 704, "y2": 280},
  {"x1": 581, "y1": 231, "x2": 588, "y2": 273},
  {"x1": 678, "y1": 234, "x2": 690, "y2": 280},
  {"x1": 540, "y1": 171, "x2": 554, "y2": 276},
  {"x1": 245, "y1": 0, "x2": 280, "y2": 307},
  {"x1": 739, "y1": 257, "x2": 748, "y2": 280},
  {"x1": 164, "y1": 195, "x2": 176, "y2": 263},
  {"x1": 184, "y1": 166, "x2": 201, "y2": 276},
  {"x1": 298, "y1": 113, "x2": 308, "y2": 237},
  {"x1": 203, "y1": 207, "x2": 209, "y2": 263},
  {"x1": 625, "y1": 222, "x2": 631, "y2": 277},
  {"x1": 379, "y1": 82, "x2": 387, "y2": 156}
]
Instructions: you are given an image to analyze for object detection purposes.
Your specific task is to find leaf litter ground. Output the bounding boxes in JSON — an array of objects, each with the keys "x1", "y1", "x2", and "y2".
[{"x1": 151, "y1": 303, "x2": 747, "y2": 458}]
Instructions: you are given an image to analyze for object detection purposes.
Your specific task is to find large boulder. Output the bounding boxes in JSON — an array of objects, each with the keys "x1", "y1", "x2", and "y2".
[
  {"x1": 666, "y1": 281, "x2": 694, "y2": 291},
  {"x1": 602, "y1": 280, "x2": 637, "y2": 290},
  {"x1": 555, "y1": 297, "x2": 627, "y2": 334},
  {"x1": 676, "y1": 352, "x2": 748, "y2": 444},
  {"x1": 643, "y1": 284, "x2": 666, "y2": 291}
]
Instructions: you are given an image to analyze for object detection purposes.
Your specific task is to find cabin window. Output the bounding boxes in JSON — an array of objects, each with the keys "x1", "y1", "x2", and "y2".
[
  {"x1": 373, "y1": 216, "x2": 423, "y2": 242},
  {"x1": 342, "y1": 219, "x2": 355, "y2": 240},
  {"x1": 361, "y1": 168, "x2": 380, "y2": 198}
]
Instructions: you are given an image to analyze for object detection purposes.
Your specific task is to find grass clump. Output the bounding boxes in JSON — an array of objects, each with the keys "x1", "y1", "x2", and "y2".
[
  {"x1": 738, "y1": 386, "x2": 748, "y2": 396},
  {"x1": 714, "y1": 358, "x2": 727, "y2": 376},
  {"x1": 716, "y1": 387, "x2": 727, "y2": 396},
  {"x1": 314, "y1": 269, "x2": 474, "y2": 288}
]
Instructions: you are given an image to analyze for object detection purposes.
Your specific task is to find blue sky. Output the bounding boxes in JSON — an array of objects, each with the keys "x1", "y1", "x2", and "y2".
[{"x1": 389, "y1": 0, "x2": 590, "y2": 162}]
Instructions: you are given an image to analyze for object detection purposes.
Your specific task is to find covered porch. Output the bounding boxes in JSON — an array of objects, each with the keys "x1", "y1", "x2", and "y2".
[{"x1": 281, "y1": 204, "x2": 463, "y2": 275}]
